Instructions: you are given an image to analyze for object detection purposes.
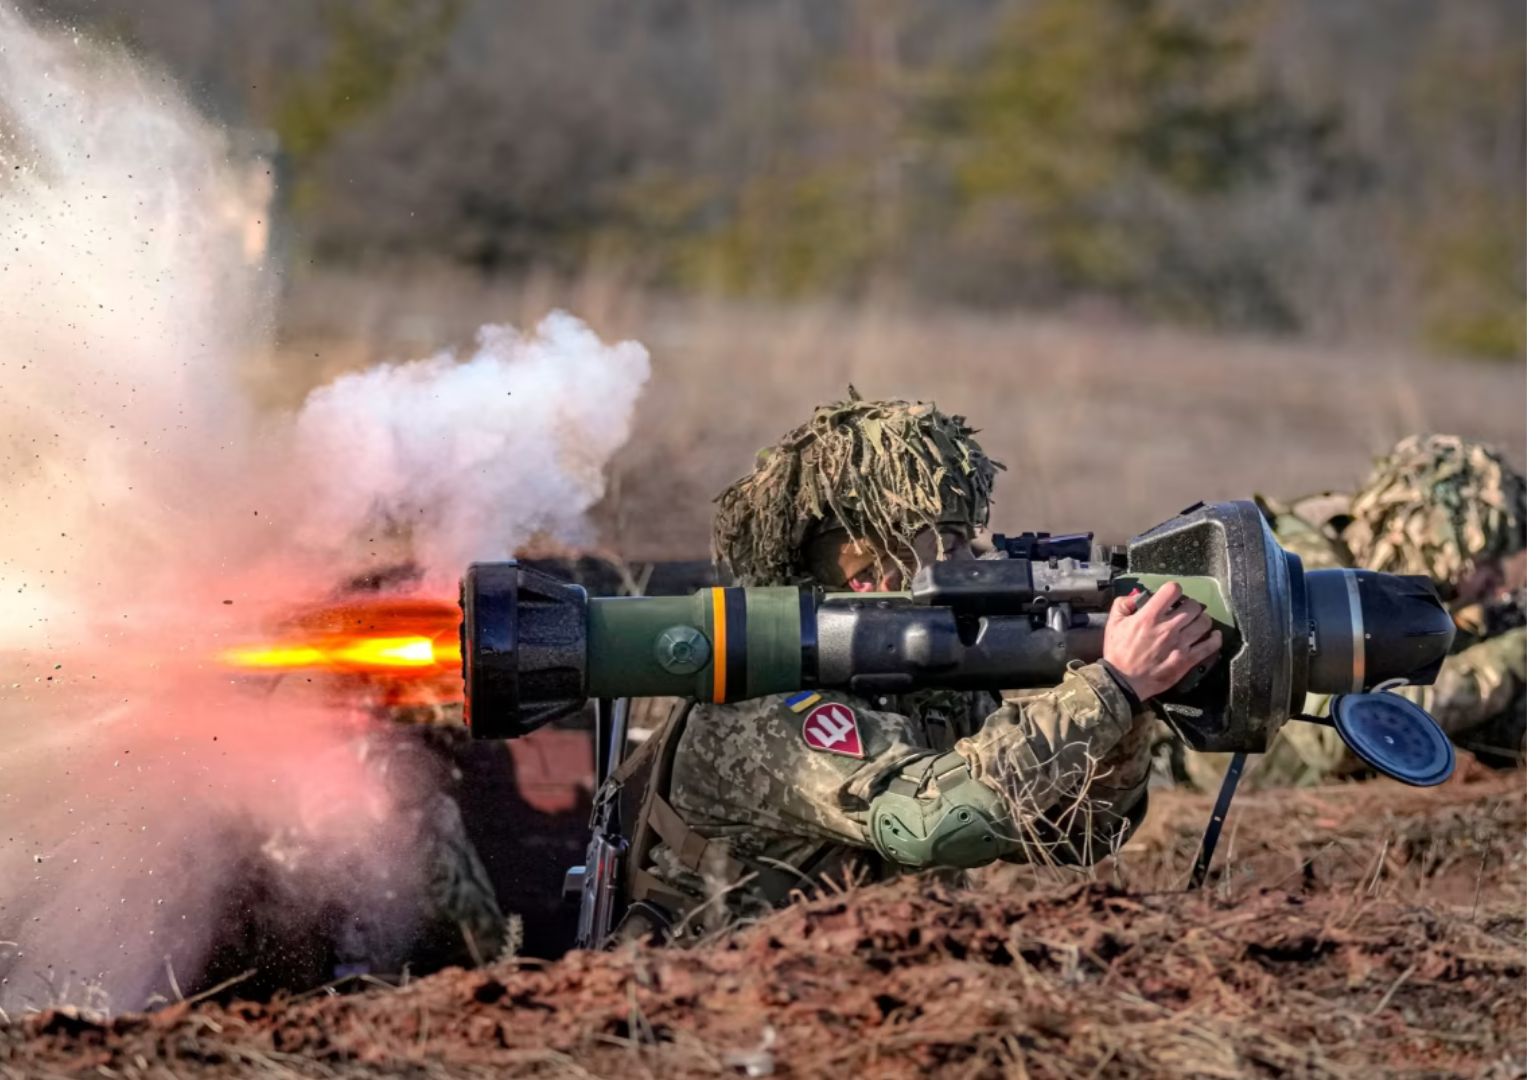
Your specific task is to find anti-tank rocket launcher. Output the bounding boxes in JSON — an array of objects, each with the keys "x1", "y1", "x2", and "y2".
[
  {"x1": 459, "y1": 501, "x2": 1459, "y2": 935},
  {"x1": 461, "y1": 501, "x2": 1455, "y2": 775}
]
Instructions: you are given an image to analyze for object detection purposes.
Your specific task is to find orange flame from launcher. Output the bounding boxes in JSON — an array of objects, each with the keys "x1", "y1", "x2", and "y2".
[{"x1": 220, "y1": 597, "x2": 464, "y2": 706}]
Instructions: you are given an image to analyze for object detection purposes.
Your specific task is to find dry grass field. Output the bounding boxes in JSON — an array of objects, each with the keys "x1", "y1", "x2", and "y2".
[{"x1": 261, "y1": 267, "x2": 1526, "y2": 561}]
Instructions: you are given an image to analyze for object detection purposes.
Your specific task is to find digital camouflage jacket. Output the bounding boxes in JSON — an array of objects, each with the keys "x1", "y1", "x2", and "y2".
[{"x1": 616, "y1": 660, "x2": 1154, "y2": 937}]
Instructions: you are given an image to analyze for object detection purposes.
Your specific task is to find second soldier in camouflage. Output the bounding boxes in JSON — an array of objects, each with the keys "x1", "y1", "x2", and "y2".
[{"x1": 1182, "y1": 433, "x2": 1526, "y2": 790}]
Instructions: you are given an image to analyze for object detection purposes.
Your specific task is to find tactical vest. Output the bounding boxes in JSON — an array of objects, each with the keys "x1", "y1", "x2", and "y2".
[
  {"x1": 592, "y1": 700, "x2": 846, "y2": 941},
  {"x1": 601, "y1": 689, "x2": 990, "y2": 943}
]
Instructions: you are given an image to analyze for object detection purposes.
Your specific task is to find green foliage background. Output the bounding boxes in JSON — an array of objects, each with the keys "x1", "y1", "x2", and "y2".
[{"x1": 40, "y1": 0, "x2": 1525, "y2": 359}]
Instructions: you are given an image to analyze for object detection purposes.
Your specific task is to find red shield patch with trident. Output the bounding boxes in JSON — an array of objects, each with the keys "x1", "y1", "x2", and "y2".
[{"x1": 802, "y1": 702, "x2": 864, "y2": 758}]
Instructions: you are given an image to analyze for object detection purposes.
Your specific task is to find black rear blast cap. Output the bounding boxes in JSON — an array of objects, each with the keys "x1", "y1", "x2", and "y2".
[
  {"x1": 1303, "y1": 570, "x2": 1454, "y2": 695},
  {"x1": 1356, "y1": 572, "x2": 1454, "y2": 688}
]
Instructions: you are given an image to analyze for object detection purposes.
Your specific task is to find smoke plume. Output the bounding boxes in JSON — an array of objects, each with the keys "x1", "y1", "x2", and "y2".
[
  {"x1": 291, "y1": 313, "x2": 649, "y2": 588},
  {"x1": 0, "y1": 4, "x2": 648, "y2": 1013}
]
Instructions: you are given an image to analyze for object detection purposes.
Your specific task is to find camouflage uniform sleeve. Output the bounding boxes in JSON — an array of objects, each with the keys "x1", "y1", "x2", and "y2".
[
  {"x1": 668, "y1": 662, "x2": 1145, "y2": 873},
  {"x1": 960, "y1": 661, "x2": 1153, "y2": 864},
  {"x1": 1397, "y1": 626, "x2": 1526, "y2": 742}
]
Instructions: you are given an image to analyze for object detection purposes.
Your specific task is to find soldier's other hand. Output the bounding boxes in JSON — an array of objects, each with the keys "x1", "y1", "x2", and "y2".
[{"x1": 1102, "y1": 581, "x2": 1223, "y2": 702}]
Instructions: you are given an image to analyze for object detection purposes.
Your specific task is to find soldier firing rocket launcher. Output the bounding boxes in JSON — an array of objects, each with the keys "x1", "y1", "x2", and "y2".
[{"x1": 460, "y1": 500, "x2": 1459, "y2": 924}]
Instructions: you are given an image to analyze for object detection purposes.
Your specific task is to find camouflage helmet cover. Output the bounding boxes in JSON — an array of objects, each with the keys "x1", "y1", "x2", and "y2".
[
  {"x1": 712, "y1": 390, "x2": 1002, "y2": 586},
  {"x1": 1343, "y1": 434, "x2": 1525, "y2": 594}
]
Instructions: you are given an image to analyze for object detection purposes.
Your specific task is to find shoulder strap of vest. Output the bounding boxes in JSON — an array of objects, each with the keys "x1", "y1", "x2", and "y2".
[
  {"x1": 622, "y1": 697, "x2": 696, "y2": 915},
  {"x1": 622, "y1": 700, "x2": 809, "y2": 928}
]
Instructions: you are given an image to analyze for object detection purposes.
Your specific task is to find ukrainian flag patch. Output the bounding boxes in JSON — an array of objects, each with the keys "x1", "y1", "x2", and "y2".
[{"x1": 784, "y1": 690, "x2": 822, "y2": 713}]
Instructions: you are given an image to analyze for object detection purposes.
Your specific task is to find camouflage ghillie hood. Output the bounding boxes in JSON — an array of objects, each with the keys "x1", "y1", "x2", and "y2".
[
  {"x1": 1343, "y1": 434, "x2": 1526, "y2": 595},
  {"x1": 712, "y1": 392, "x2": 1002, "y2": 586}
]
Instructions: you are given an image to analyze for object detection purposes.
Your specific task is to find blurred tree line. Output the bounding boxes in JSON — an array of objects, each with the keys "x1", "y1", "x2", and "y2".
[{"x1": 34, "y1": 0, "x2": 1523, "y2": 358}]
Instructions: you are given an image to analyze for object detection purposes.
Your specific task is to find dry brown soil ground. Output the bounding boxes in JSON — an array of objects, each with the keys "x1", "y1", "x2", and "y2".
[{"x1": 3, "y1": 766, "x2": 1524, "y2": 1079}]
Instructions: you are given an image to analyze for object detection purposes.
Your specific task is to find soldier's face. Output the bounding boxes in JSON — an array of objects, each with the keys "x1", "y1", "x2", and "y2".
[
  {"x1": 818, "y1": 525, "x2": 975, "y2": 592},
  {"x1": 1453, "y1": 550, "x2": 1525, "y2": 607}
]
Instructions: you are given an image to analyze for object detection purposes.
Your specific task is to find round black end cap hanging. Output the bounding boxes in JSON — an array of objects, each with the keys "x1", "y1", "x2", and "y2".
[{"x1": 1330, "y1": 693, "x2": 1454, "y2": 787}]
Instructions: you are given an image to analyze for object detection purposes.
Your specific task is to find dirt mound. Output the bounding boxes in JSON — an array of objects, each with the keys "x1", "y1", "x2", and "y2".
[
  {"x1": 1119, "y1": 761, "x2": 1524, "y2": 905},
  {"x1": 3, "y1": 773, "x2": 1524, "y2": 1079}
]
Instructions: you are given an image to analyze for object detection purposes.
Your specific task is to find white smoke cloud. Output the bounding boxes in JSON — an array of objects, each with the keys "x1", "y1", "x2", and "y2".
[
  {"x1": 0, "y1": 7, "x2": 269, "y2": 648},
  {"x1": 292, "y1": 313, "x2": 650, "y2": 587},
  {"x1": 0, "y1": 4, "x2": 649, "y2": 1013}
]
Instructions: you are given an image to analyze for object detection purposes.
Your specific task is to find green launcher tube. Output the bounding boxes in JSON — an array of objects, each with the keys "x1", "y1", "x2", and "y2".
[{"x1": 585, "y1": 586, "x2": 808, "y2": 702}]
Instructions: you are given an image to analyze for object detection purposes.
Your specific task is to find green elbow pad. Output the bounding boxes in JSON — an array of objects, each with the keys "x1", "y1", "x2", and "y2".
[{"x1": 867, "y1": 776, "x2": 1015, "y2": 869}]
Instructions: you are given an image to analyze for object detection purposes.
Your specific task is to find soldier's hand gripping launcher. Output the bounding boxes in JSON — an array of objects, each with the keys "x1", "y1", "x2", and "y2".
[{"x1": 460, "y1": 501, "x2": 1456, "y2": 783}]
